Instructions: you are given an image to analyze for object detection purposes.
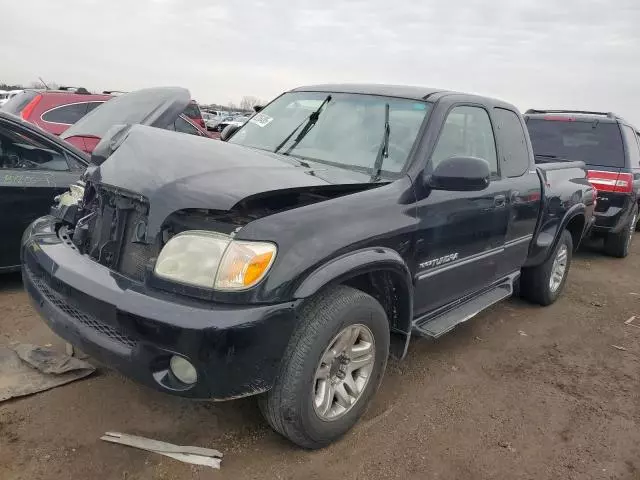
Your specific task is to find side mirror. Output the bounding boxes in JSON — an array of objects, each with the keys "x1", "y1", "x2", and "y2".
[
  {"x1": 427, "y1": 156, "x2": 490, "y2": 191},
  {"x1": 253, "y1": 105, "x2": 263, "y2": 113},
  {"x1": 220, "y1": 124, "x2": 240, "y2": 141}
]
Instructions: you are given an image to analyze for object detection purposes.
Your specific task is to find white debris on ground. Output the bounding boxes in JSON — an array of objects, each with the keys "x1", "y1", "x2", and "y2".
[{"x1": 101, "y1": 432, "x2": 223, "y2": 469}]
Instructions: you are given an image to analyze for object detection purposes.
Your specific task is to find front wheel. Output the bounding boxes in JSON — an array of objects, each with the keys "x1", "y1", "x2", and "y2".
[
  {"x1": 260, "y1": 285, "x2": 389, "y2": 449},
  {"x1": 520, "y1": 229, "x2": 573, "y2": 306}
]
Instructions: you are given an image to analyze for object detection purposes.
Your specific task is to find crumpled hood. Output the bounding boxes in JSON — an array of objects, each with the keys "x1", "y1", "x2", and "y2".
[
  {"x1": 87, "y1": 124, "x2": 373, "y2": 236},
  {"x1": 61, "y1": 87, "x2": 190, "y2": 140}
]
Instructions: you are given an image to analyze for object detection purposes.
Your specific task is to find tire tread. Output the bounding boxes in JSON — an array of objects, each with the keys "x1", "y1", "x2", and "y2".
[{"x1": 260, "y1": 285, "x2": 387, "y2": 448}]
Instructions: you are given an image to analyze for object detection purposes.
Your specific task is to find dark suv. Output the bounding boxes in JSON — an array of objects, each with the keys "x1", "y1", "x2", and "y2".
[{"x1": 525, "y1": 110, "x2": 640, "y2": 257}]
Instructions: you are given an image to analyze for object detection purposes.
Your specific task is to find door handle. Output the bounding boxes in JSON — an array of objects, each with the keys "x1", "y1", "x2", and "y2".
[{"x1": 494, "y1": 194, "x2": 506, "y2": 208}]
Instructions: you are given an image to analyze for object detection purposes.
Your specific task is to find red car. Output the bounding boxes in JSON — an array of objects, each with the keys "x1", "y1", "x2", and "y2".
[
  {"x1": 1, "y1": 88, "x2": 112, "y2": 136},
  {"x1": 183, "y1": 100, "x2": 206, "y2": 129}
]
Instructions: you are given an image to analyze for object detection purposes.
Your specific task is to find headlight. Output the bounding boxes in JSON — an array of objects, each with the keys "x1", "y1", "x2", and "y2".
[
  {"x1": 214, "y1": 240, "x2": 277, "y2": 290},
  {"x1": 154, "y1": 231, "x2": 276, "y2": 291}
]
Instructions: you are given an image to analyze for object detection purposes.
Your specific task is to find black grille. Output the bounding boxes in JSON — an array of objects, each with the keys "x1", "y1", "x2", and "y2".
[
  {"x1": 26, "y1": 266, "x2": 136, "y2": 348},
  {"x1": 83, "y1": 187, "x2": 155, "y2": 282},
  {"x1": 118, "y1": 207, "x2": 155, "y2": 281}
]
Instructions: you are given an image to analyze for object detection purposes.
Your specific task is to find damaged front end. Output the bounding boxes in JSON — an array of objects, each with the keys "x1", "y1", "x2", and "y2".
[
  {"x1": 46, "y1": 123, "x2": 384, "y2": 302},
  {"x1": 53, "y1": 177, "x2": 374, "y2": 287}
]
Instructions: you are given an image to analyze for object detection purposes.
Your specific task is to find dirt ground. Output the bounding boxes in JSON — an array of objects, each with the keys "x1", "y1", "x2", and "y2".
[{"x1": 1, "y1": 240, "x2": 639, "y2": 480}]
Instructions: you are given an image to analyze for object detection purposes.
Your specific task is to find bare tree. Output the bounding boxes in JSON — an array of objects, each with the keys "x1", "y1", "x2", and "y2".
[
  {"x1": 240, "y1": 96, "x2": 262, "y2": 111},
  {"x1": 227, "y1": 101, "x2": 237, "y2": 111}
]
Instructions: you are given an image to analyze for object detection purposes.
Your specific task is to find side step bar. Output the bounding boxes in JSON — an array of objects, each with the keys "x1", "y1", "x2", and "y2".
[{"x1": 413, "y1": 273, "x2": 519, "y2": 338}]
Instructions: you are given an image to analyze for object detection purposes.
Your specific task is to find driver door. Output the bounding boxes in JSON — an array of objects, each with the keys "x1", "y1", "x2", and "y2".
[
  {"x1": 0, "y1": 121, "x2": 79, "y2": 269},
  {"x1": 412, "y1": 105, "x2": 510, "y2": 316}
]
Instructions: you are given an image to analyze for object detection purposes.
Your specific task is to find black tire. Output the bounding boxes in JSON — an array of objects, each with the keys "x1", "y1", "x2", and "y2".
[
  {"x1": 520, "y1": 229, "x2": 573, "y2": 306},
  {"x1": 604, "y1": 208, "x2": 637, "y2": 258},
  {"x1": 260, "y1": 285, "x2": 389, "y2": 449}
]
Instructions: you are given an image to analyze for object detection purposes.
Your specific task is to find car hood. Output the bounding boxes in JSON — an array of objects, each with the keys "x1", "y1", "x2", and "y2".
[
  {"x1": 87, "y1": 124, "x2": 376, "y2": 237},
  {"x1": 61, "y1": 87, "x2": 190, "y2": 140}
]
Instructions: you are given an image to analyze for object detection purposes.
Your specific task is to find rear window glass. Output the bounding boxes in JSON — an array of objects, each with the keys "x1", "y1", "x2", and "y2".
[
  {"x1": 494, "y1": 108, "x2": 530, "y2": 177},
  {"x1": 1, "y1": 91, "x2": 38, "y2": 115},
  {"x1": 526, "y1": 119, "x2": 625, "y2": 167},
  {"x1": 41, "y1": 103, "x2": 89, "y2": 124},
  {"x1": 183, "y1": 103, "x2": 201, "y2": 118}
]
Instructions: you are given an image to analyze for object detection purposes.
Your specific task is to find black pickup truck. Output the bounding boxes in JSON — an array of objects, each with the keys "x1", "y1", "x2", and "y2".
[{"x1": 22, "y1": 85, "x2": 595, "y2": 449}]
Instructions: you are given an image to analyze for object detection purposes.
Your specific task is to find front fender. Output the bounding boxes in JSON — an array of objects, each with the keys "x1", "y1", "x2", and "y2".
[
  {"x1": 294, "y1": 247, "x2": 412, "y2": 299},
  {"x1": 294, "y1": 247, "x2": 414, "y2": 359},
  {"x1": 524, "y1": 203, "x2": 586, "y2": 267}
]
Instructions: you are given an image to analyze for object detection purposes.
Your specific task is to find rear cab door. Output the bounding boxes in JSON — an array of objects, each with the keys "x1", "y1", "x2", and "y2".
[{"x1": 491, "y1": 108, "x2": 541, "y2": 278}]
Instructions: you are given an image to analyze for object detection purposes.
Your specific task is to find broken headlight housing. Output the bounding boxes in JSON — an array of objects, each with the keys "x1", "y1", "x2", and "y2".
[{"x1": 154, "y1": 230, "x2": 276, "y2": 291}]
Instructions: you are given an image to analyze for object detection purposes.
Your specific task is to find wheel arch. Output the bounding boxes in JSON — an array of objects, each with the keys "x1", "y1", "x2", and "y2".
[
  {"x1": 293, "y1": 248, "x2": 414, "y2": 360},
  {"x1": 526, "y1": 204, "x2": 586, "y2": 267}
]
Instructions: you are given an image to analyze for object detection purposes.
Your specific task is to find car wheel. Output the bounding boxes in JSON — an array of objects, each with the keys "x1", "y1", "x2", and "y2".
[
  {"x1": 604, "y1": 209, "x2": 637, "y2": 258},
  {"x1": 260, "y1": 285, "x2": 389, "y2": 449},
  {"x1": 520, "y1": 229, "x2": 573, "y2": 306}
]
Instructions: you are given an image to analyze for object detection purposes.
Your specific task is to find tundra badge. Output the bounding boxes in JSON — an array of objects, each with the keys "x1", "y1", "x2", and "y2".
[{"x1": 420, "y1": 253, "x2": 459, "y2": 269}]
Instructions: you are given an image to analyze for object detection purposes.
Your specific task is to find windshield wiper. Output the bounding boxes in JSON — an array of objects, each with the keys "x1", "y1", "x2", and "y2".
[
  {"x1": 369, "y1": 103, "x2": 390, "y2": 182},
  {"x1": 274, "y1": 95, "x2": 331, "y2": 155}
]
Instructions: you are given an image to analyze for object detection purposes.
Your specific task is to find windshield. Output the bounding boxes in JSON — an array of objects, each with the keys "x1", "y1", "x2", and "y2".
[
  {"x1": 526, "y1": 118, "x2": 625, "y2": 167},
  {"x1": 229, "y1": 91, "x2": 431, "y2": 175}
]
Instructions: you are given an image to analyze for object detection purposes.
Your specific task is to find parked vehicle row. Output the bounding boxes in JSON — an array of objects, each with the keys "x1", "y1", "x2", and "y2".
[
  {"x1": 20, "y1": 84, "x2": 600, "y2": 449},
  {"x1": 1, "y1": 88, "x2": 209, "y2": 140},
  {"x1": 212, "y1": 114, "x2": 248, "y2": 132},
  {"x1": 0, "y1": 89, "x2": 23, "y2": 106},
  {"x1": 0, "y1": 87, "x2": 206, "y2": 271}
]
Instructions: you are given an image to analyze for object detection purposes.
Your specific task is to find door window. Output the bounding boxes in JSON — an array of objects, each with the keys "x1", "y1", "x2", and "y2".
[
  {"x1": 41, "y1": 102, "x2": 90, "y2": 125},
  {"x1": 0, "y1": 124, "x2": 70, "y2": 171},
  {"x1": 431, "y1": 106, "x2": 498, "y2": 175},
  {"x1": 494, "y1": 108, "x2": 530, "y2": 177},
  {"x1": 168, "y1": 116, "x2": 202, "y2": 136}
]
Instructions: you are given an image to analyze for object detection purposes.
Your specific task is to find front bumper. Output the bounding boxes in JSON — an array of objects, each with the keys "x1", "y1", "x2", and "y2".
[{"x1": 22, "y1": 216, "x2": 299, "y2": 400}]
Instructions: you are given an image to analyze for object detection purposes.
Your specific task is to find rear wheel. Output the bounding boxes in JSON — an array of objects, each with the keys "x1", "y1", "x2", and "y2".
[
  {"x1": 604, "y1": 209, "x2": 637, "y2": 258},
  {"x1": 260, "y1": 285, "x2": 389, "y2": 449},
  {"x1": 520, "y1": 229, "x2": 573, "y2": 306}
]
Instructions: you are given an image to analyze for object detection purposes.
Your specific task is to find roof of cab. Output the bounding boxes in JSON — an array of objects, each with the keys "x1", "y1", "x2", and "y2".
[
  {"x1": 289, "y1": 84, "x2": 520, "y2": 110},
  {"x1": 291, "y1": 84, "x2": 449, "y2": 100}
]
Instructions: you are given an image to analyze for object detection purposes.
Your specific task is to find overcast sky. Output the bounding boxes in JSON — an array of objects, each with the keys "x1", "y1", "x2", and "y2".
[{"x1": 2, "y1": 0, "x2": 640, "y2": 123}]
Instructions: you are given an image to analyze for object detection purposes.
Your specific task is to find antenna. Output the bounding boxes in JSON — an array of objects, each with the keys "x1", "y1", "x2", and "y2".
[{"x1": 38, "y1": 77, "x2": 50, "y2": 90}]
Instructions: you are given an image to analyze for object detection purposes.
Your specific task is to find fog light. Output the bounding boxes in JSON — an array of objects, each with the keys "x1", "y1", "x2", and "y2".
[{"x1": 169, "y1": 355, "x2": 197, "y2": 385}]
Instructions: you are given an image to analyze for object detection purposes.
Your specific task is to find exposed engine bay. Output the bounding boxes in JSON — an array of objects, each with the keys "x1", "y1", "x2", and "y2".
[{"x1": 55, "y1": 180, "x2": 379, "y2": 283}]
